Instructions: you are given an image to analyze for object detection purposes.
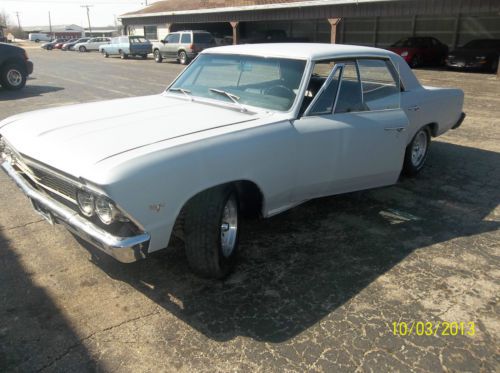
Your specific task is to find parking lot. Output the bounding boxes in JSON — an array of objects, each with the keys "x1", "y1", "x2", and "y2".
[{"x1": 0, "y1": 46, "x2": 499, "y2": 372}]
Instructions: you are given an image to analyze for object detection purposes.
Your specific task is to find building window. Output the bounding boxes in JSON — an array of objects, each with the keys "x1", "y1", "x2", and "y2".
[{"x1": 144, "y1": 25, "x2": 157, "y2": 40}]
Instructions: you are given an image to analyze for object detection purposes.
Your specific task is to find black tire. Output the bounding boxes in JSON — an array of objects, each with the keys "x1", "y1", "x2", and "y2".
[
  {"x1": 104, "y1": 52, "x2": 109, "y2": 58},
  {"x1": 490, "y1": 57, "x2": 499, "y2": 74},
  {"x1": 184, "y1": 185, "x2": 240, "y2": 279},
  {"x1": 178, "y1": 50, "x2": 189, "y2": 65},
  {"x1": 120, "y1": 50, "x2": 128, "y2": 60},
  {"x1": 141, "y1": 54, "x2": 148, "y2": 59},
  {"x1": 35, "y1": 39, "x2": 40, "y2": 43},
  {"x1": 410, "y1": 55, "x2": 421, "y2": 68},
  {"x1": 403, "y1": 127, "x2": 431, "y2": 176},
  {"x1": 154, "y1": 49, "x2": 163, "y2": 63},
  {"x1": 79, "y1": 46, "x2": 86, "y2": 52},
  {"x1": 0, "y1": 63, "x2": 27, "y2": 90}
]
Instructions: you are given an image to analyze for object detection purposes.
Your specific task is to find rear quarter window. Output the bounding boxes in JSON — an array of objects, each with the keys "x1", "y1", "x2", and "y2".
[{"x1": 194, "y1": 33, "x2": 214, "y2": 44}]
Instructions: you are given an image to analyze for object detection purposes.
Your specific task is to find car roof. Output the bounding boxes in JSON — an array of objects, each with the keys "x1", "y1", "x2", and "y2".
[{"x1": 203, "y1": 43, "x2": 396, "y2": 61}]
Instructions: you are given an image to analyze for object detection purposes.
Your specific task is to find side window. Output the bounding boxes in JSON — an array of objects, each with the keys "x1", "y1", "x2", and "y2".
[
  {"x1": 166, "y1": 33, "x2": 180, "y2": 44},
  {"x1": 357, "y1": 59, "x2": 400, "y2": 111},
  {"x1": 334, "y1": 61, "x2": 365, "y2": 114},
  {"x1": 144, "y1": 25, "x2": 158, "y2": 40},
  {"x1": 181, "y1": 33, "x2": 192, "y2": 44}
]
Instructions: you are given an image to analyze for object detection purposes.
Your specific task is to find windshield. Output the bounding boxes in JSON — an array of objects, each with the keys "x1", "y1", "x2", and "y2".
[{"x1": 168, "y1": 54, "x2": 307, "y2": 111}]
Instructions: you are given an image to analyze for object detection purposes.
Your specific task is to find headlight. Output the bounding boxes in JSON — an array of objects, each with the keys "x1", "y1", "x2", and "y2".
[
  {"x1": 95, "y1": 196, "x2": 119, "y2": 225},
  {"x1": 448, "y1": 55, "x2": 455, "y2": 59},
  {"x1": 475, "y1": 56, "x2": 487, "y2": 61},
  {"x1": 77, "y1": 189, "x2": 95, "y2": 217},
  {"x1": 401, "y1": 51, "x2": 409, "y2": 57}
]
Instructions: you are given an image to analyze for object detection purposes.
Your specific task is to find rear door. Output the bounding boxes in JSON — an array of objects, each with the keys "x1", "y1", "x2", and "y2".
[{"x1": 292, "y1": 58, "x2": 408, "y2": 201}]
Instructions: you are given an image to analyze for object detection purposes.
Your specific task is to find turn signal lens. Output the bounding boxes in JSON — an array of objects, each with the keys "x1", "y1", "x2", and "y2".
[{"x1": 77, "y1": 190, "x2": 95, "y2": 217}]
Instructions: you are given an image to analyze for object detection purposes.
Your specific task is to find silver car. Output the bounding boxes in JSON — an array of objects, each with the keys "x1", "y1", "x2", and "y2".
[{"x1": 74, "y1": 37, "x2": 111, "y2": 53}]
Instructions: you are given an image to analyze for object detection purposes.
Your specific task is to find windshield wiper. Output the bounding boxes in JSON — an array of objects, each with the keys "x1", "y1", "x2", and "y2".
[
  {"x1": 209, "y1": 88, "x2": 248, "y2": 112},
  {"x1": 169, "y1": 87, "x2": 192, "y2": 100}
]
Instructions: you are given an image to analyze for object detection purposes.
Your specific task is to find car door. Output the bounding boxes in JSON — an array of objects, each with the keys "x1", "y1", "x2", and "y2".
[
  {"x1": 291, "y1": 58, "x2": 409, "y2": 201},
  {"x1": 164, "y1": 33, "x2": 180, "y2": 57}
]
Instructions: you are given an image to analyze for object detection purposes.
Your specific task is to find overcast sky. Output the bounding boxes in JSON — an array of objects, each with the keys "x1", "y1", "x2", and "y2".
[{"x1": 1, "y1": 0, "x2": 156, "y2": 28}]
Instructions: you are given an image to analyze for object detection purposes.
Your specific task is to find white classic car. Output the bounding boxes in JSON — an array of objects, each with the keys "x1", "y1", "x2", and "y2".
[{"x1": 0, "y1": 44, "x2": 465, "y2": 278}]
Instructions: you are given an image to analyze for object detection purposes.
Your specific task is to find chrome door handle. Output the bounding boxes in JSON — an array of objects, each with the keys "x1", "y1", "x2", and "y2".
[
  {"x1": 407, "y1": 105, "x2": 420, "y2": 111},
  {"x1": 384, "y1": 127, "x2": 406, "y2": 132}
]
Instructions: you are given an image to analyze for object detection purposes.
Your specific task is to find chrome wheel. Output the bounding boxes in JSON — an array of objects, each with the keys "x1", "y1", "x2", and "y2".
[
  {"x1": 6, "y1": 69, "x2": 22, "y2": 87},
  {"x1": 411, "y1": 130, "x2": 428, "y2": 167},
  {"x1": 220, "y1": 194, "x2": 238, "y2": 258}
]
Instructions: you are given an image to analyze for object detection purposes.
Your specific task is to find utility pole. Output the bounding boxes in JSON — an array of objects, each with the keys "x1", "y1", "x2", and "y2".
[
  {"x1": 48, "y1": 11, "x2": 52, "y2": 38},
  {"x1": 81, "y1": 5, "x2": 93, "y2": 36},
  {"x1": 15, "y1": 11, "x2": 21, "y2": 29}
]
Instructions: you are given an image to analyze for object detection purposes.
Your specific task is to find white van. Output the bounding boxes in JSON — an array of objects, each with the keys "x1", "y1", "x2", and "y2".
[{"x1": 29, "y1": 33, "x2": 52, "y2": 43}]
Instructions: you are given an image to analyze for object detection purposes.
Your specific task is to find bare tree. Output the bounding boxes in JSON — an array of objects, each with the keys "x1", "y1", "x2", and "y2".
[{"x1": 0, "y1": 9, "x2": 10, "y2": 27}]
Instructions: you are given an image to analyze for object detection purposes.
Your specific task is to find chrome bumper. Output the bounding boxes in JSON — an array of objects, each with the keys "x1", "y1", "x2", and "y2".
[{"x1": 1, "y1": 161, "x2": 150, "y2": 263}]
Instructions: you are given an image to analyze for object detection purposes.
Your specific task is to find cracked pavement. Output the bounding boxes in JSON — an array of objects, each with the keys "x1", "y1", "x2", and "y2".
[{"x1": 0, "y1": 47, "x2": 499, "y2": 372}]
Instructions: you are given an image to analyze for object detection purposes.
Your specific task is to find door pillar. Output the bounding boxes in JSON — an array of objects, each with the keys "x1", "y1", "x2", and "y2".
[
  {"x1": 230, "y1": 21, "x2": 240, "y2": 45},
  {"x1": 328, "y1": 18, "x2": 341, "y2": 44}
]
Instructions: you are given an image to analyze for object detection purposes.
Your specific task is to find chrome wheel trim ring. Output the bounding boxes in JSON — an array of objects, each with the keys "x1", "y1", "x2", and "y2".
[
  {"x1": 411, "y1": 130, "x2": 428, "y2": 167},
  {"x1": 6, "y1": 69, "x2": 22, "y2": 86},
  {"x1": 220, "y1": 194, "x2": 238, "y2": 258}
]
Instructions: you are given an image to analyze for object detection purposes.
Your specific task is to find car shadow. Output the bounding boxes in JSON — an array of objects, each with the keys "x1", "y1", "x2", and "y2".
[
  {"x1": 78, "y1": 141, "x2": 500, "y2": 343},
  {"x1": 0, "y1": 85, "x2": 64, "y2": 101},
  {"x1": 0, "y1": 230, "x2": 95, "y2": 371}
]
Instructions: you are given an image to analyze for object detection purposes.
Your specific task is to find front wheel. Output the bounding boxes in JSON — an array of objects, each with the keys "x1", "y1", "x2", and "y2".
[
  {"x1": 403, "y1": 127, "x2": 431, "y2": 176},
  {"x1": 154, "y1": 49, "x2": 163, "y2": 63},
  {"x1": 410, "y1": 55, "x2": 422, "y2": 68},
  {"x1": 120, "y1": 50, "x2": 128, "y2": 59},
  {"x1": 184, "y1": 185, "x2": 240, "y2": 279},
  {"x1": 79, "y1": 46, "x2": 86, "y2": 52}
]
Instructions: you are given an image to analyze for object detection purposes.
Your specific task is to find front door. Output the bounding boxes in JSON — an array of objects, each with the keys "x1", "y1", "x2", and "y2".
[
  {"x1": 164, "y1": 33, "x2": 180, "y2": 57},
  {"x1": 292, "y1": 58, "x2": 408, "y2": 202}
]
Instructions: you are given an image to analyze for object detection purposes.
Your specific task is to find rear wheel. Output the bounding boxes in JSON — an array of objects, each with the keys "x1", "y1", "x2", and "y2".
[
  {"x1": 141, "y1": 54, "x2": 148, "y2": 59},
  {"x1": 410, "y1": 55, "x2": 422, "y2": 68},
  {"x1": 184, "y1": 185, "x2": 240, "y2": 279},
  {"x1": 120, "y1": 50, "x2": 128, "y2": 59},
  {"x1": 490, "y1": 57, "x2": 499, "y2": 73},
  {"x1": 178, "y1": 50, "x2": 189, "y2": 65},
  {"x1": 403, "y1": 127, "x2": 431, "y2": 176},
  {"x1": 0, "y1": 63, "x2": 27, "y2": 90},
  {"x1": 154, "y1": 49, "x2": 163, "y2": 63}
]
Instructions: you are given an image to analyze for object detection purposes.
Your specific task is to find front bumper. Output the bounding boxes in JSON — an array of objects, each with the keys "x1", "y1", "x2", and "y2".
[
  {"x1": 445, "y1": 59, "x2": 488, "y2": 70},
  {"x1": 1, "y1": 161, "x2": 150, "y2": 263}
]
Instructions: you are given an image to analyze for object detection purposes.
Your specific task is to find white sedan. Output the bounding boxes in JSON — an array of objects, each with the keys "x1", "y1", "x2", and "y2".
[
  {"x1": 74, "y1": 37, "x2": 111, "y2": 52},
  {"x1": 0, "y1": 43, "x2": 465, "y2": 278}
]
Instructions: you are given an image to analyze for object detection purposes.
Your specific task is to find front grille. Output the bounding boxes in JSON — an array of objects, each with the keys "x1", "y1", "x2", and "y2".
[
  {"x1": 5, "y1": 143, "x2": 80, "y2": 203},
  {"x1": 29, "y1": 165, "x2": 78, "y2": 201}
]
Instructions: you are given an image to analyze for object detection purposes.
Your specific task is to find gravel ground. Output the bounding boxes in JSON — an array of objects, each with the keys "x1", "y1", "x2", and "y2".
[{"x1": 0, "y1": 45, "x2": 499, "y2": 372}]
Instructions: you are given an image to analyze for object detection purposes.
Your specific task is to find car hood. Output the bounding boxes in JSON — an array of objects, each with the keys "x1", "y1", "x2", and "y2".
[{"x1": 0, "y1": 94, "x2": 265, "y2": 178}]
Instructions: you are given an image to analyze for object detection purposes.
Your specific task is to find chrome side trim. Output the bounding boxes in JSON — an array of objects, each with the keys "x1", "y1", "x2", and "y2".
[{"x1": 1, "y1": 161, "x2": 150, "y2": 263}]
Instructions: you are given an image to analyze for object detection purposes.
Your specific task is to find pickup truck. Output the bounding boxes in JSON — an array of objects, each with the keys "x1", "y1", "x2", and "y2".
[
  {"x1": 0, "y1": 44, "x2": 465, "y2": 279},
  {"x1": 100, "y1": 36, "x2": 152, "y2": 59},
  {"x1": 0, "y1": 43, "x2": 34, "y2": 90}
]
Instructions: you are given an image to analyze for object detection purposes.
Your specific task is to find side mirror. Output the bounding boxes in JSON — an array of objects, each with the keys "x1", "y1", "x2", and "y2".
[{"x1": 161, "y1": 40, "x2": 167, "y2": 44}]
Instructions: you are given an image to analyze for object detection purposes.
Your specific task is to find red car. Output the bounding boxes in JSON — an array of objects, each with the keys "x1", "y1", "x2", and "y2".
[
  {"x1": 389, "y1": 37, "x2": 449, "y2": 68},
  {"x1": 54, "y1": 39, "x2": 77, "y2": 49}
]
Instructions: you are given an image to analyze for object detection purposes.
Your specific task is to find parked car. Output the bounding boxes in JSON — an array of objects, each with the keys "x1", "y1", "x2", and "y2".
[
  {"x1": 153, "y1": 30, "x2": 215, "y2": 65},
  {"x1": 0, "y1": 44, "x2": 465, "y2": 278},
  {"x1": 41, "y1": 39, "x2": 65, "y2": 50},
  {"x1": 74, "y1": 37, "x2": 111, "y2": 52},
  {"x1": 212, "y1": 32, "x2": 233, "y2": 46},
  {"x1": 54, "y1": 38, "x2": 76, "y2": 49},
  {"x1": 99, "y1": 36, "x2": 152, "y2": 59},
  {"x1": 446, "y1": 39, "x2": 500, "y2": 73},
  {"x1": 0, "y1": 43, "x2": 34, "y2": 90},
  {"x1": 62, "y1": 37, "x2": 89, "y2": 51},
  {"x1": 388, "y1": 36, "x2": 449, "y2": 68},
  {"x1": 28, "y1": 33, "x2": 51, "y2": 43}
]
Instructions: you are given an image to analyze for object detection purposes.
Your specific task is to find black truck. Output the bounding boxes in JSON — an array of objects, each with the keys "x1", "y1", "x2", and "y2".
[{"x1": 0, "y1": 43, "x2": 34, "y2": 90}]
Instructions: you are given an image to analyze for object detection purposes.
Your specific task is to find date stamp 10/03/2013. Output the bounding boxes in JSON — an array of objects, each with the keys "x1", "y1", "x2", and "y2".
[{"x1": 392, "y1": 321, "x2": 476, "y2": 337}]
